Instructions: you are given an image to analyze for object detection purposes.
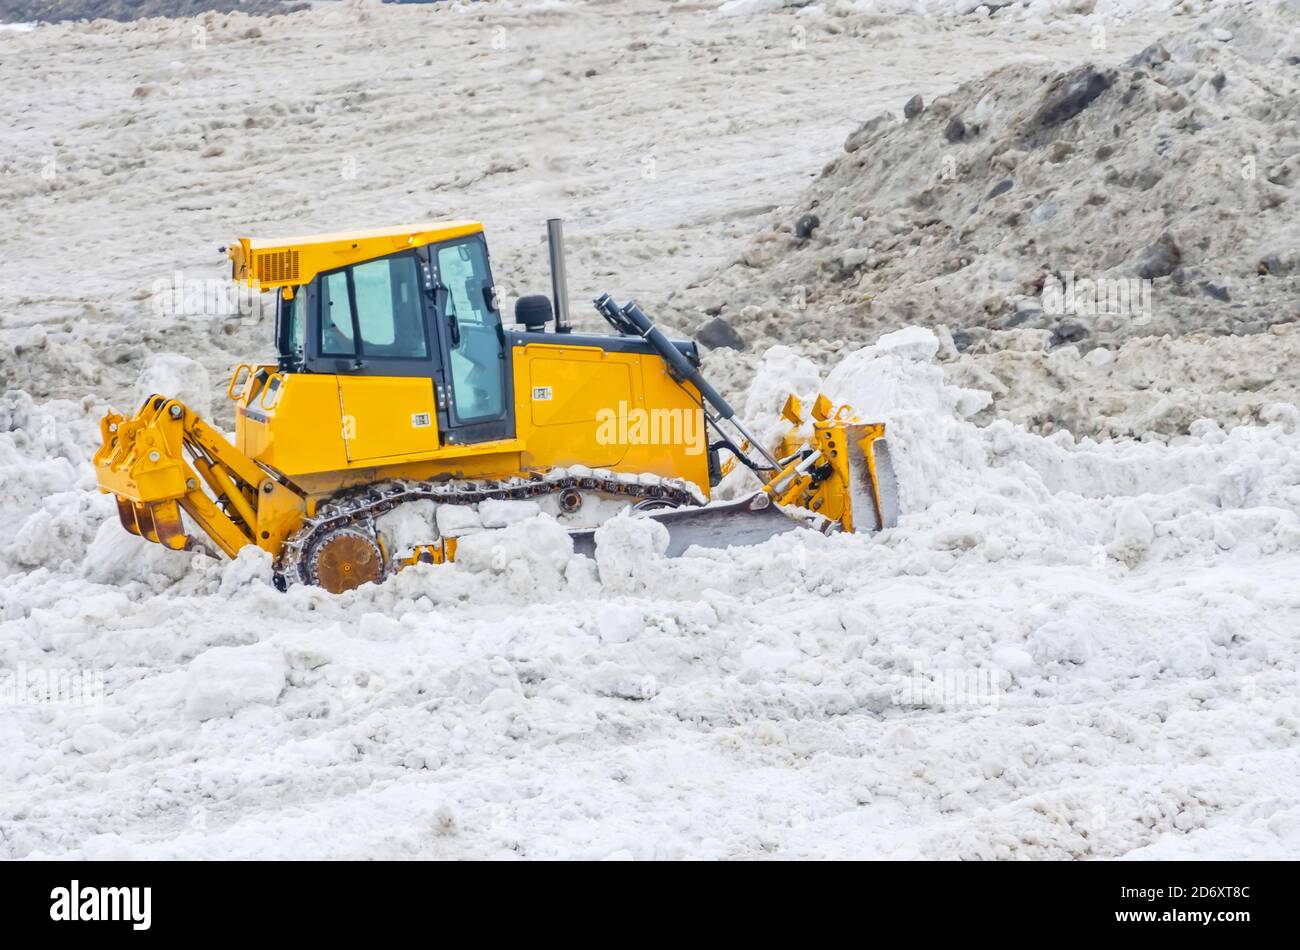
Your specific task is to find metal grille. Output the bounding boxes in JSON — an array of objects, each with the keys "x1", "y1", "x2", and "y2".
[{"x1": 255, "y1": 250, "x2": 300, "y2": 284}]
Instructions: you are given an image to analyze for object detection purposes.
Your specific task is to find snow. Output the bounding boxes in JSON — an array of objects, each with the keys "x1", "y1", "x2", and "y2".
[
  {"x1": 2, "y1": 0, "x2": 1298, "y2": 860},
  {"x1": 185, "y1": 643, "x2": 287, "y2": 721},
  {"x1": 478, "y1": 498, "x2": 544, "y2": 528},
  {"x1": 4, "y1": 328, "x2": 1300, "y2": 858},
  {"x1": 133, "y1": 353, "x2": 212, "y2": 420},
  {"x1": 720, "y1": 0, "x2": 1211, "y2": 23}
]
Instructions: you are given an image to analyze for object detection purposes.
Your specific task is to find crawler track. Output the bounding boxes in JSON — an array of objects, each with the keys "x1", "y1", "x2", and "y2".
[{"x1": 273, "y1": 469, "x2": 704, "y2": 591}]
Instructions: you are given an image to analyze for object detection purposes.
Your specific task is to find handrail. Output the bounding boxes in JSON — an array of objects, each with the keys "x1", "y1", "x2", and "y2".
[
  {"x1": 227, "y1": 364, "x2": 252, "y2": 401},
  {"x1": 259, "y1": 373, "x2": 286, "y2": 410}
]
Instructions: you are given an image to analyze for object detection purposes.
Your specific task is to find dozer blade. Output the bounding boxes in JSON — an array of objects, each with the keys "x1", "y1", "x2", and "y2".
[
  {"x1": 846, "y1": 428, "x2": 901, "y2": 532},
  {"x1": 871, "y1": 438, "x2": 901, "y2": 529},
  {"x1": 570, "y1": 493, "x2": 809, "y2": 559}
]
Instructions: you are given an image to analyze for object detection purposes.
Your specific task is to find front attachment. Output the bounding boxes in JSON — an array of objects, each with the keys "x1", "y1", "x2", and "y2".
[
  {"x1": 759, "y1": 401, "x2": 900, "y2": 537},
  {"x1": 94, "y1": 395, "x2": 291, "y2": 560},
  {"x1": 844, "y1": 425, "x2": 900, "y2": 532},
  {"x1": 571, "y1": 401, "x2": 902, "y2": 560}
]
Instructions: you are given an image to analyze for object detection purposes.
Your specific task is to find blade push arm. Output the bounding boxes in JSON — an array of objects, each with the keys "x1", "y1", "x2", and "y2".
[{"x1": 593, "y1": 294, "x2": 781, "y2": 471}]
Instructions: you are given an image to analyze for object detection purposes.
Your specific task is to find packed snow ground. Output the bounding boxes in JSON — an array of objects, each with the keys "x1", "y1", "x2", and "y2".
[{"x1": 4, "y1": 0, "x2": 1300, "y2": 859}]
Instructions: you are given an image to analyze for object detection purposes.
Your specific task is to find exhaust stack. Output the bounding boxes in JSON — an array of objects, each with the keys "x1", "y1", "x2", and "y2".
[{"x1": 546, "y1": 218, "x2": 572, "y2": 333}]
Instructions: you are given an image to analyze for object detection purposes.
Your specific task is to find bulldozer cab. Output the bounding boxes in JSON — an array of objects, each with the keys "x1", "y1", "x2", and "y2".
[{"x1": 270, "y1": 231, "x2": 511, "y2": 446}]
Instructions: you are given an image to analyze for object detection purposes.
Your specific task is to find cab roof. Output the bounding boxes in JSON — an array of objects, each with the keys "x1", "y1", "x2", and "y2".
[{"x1": 229, "y1": 220, "x2": 484, "y2": 290}]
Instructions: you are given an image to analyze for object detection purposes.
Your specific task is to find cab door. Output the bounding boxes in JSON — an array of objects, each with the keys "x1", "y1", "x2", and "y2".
[
  {"x1": 430, "y1": 235, "x2": 513, "y2": 445},
  {"x1": 315, "y1": 251, "x2": 440, "y2": 463}
]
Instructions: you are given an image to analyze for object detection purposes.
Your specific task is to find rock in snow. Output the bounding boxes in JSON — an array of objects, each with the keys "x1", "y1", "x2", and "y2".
[{"x1": 695, "y1": 316, "x2": 748, "y2": 351}]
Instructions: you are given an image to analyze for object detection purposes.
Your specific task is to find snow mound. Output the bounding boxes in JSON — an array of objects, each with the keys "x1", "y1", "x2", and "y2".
[
  {"x1": 691, "y1": 6, "x2": 1300, "y2": 352},
  {"x1": 1, "y1": 391, "x2": 103, "y2": 575},
  {"x1": 593, "y1": 511, "x2": 670, "y2": 593},
  {"x1": 453, "y1": 515, "x2": 575, "y2": 595},
  {"x1": 4, "y1": 330, "x2": 1300, "y2": 858}
]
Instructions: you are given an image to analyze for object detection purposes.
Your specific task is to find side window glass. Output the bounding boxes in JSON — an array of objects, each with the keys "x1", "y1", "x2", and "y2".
[
  {"x1": 289, "y1": 289, "x2": 306, "y2": 358},
  {"x1": 437, "y1": 239, "x2": 503, "y2": 421},
  {"x1": 321, "y1": 271, "x2": 356, "y2": 356},
  {"x1": 353, "y1": 256, "x2": 428, "y2": 359},
  {"x1": 436, "y1": 240, "x2": 494, "y2": 327}
]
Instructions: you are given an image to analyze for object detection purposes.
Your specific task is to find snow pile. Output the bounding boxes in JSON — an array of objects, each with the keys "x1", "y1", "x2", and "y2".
[
  {"x1": 741, "y1": 327, "x2": 1300, "y2": 572},
  {"x1": 721, "y1": 0, "x2": 1233, "y2": 23},
  {"x1": 3, "y1": 329, "x2": 1300, "y2": 858},
  {"x1": 687, "y1": 4, "x2": 1300, "y2": 352},
  {"x1": 0, "y1": 390, "x2": 107, "y2": 575},
  {"x1": 454, "y1": 515, "x2": 575, "y2": 595}
]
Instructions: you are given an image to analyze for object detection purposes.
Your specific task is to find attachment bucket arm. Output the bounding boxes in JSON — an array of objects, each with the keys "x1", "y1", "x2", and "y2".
[{"x1": 93, "y1": 396, "x2": 293, "y2": 558}]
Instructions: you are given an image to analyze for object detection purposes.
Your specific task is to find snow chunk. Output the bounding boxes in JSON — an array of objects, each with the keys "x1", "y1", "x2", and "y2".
[
  {"x1": 375, "y1": 500, "x2": 438, "y2": 557},
  {"x1": 1108, "y1": 502, "x2": 1154, "y2": 567},
  {"x1": 453, "y1": 515, "x2": 573, "y2": 594},
  {"x1": 593, "y1": 512, "x2": 669, "y2": 593},
  {"x1": 185, "y1": 644, "x2": 287, "y2": 721},
  {"x1": 872, "y1": 326, "x2": 941, "y2": 362},
  {"x1": 436, "y1": 505, "x2": 482, "y2": 537},
  {"x1": 479, "y1": 498, "x2": 542, "y2": 528},
  {"x1": 71, "y1": 723, "x2": 117, "y2": 755},
  {"x1": 219, "y1": 546, "x2": 273, "y2": 594},
  {"x1": 134, "y1": 353, "x2": 212, "y2": 420}
]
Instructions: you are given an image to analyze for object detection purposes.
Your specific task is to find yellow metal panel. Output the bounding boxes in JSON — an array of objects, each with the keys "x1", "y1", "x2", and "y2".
[
  {"x1": 511, "y1": 342, "x2": 711, "y2": 493},
  {"x1": 291, "y1": 444, "x2": 526, "y2": 498},
  {"x1": 237, "y1": 373, "x2": 348, "y2": 476},
  {"x1": 516, "y1": 345, "x2": 632, "y2": 469},
  {"x1": 529, "y1": 355, "x2": 633, "y2": 428},
  {"x1": 229, "y1": 220, "x2": 484, "y2": 290},
  {"x1": 338, "y1": 376, "x2": 438, "y2": 463},
  {"x1": 616, "y1": 355, "x2": 711, "y2": 492}
]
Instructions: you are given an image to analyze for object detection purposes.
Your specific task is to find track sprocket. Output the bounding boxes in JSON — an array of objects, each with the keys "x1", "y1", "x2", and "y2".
[{"x1": 306, "y1": 526, "x2": 385, "y2": 594}]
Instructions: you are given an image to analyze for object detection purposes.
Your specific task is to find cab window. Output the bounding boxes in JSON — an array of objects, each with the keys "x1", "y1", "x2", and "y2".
[
  {"x1": 353, "y1": 256, "x2": 428, "y2": 358},
  {"x1": 321, "y1": 271, "x2": 355, "y2": 356},
  {"x1": 290, "y1": 290, "x2": 307, "y2": 357},
  {"x1": 317, "y1": 254, "x2": 429, "y2": 360},
  {"x1": 277, "y1": 288, "x2": 307, "y2": 365},
  {"x1": 437, "y1": 239, "x2": 503, "y2": 420}
]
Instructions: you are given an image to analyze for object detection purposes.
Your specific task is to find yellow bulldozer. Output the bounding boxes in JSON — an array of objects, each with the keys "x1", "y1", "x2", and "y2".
[{"x1": 93, "y1": 219, "x2": 899, "y2": 593}]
